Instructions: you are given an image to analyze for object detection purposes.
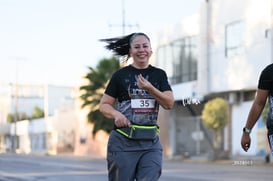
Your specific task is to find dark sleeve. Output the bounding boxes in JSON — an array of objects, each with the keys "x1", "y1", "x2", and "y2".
[
  {"x1": 104, "y1": 72, "x2": 119, "y2": 98},
  {"x1": 258, "y1": 65, "x2": 273, "y2": 90},
  {"x1": 160, "y1": 70, "x2": 172, "y2": 92}
]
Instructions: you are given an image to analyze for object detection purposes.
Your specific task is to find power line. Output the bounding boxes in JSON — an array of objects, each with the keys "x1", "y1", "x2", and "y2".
[{"x1": 108, "y1": 0, "x2": 139, "y2": 35}]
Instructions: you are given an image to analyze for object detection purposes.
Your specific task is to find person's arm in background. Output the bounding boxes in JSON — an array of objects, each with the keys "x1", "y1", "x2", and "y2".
[{"x1": 241, "y1": 89, "x2": 269, "y2": 151}]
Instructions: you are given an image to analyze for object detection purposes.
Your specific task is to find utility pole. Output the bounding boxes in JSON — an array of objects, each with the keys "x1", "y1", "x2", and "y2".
[
  {"x1": 109, "y1": 0, "x2": 139, "y2": 35},
  {"x1": 11, "y1": 57, "x2": 26, "y2": 153},
  {"x1": 12, "y1": 60, "x2": 19, "y2": 153},
  {"x1": 271, "y1": 0, "x2": 273, "y2": 63},
  {"x1": 121, "y1": 0, "x2": 126, "y2": 35}
]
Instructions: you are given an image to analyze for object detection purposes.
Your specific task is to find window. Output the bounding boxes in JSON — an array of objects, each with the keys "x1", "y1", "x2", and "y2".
[
  {"x1": 156, "y1": 36, "x2": 198, "y2": 84},
  {"x1": 225, "y1": 20, "x2": 245, "y2": 57},
  {"x1": 156, "y1": 45, "x2": 173, "y2": 80}
]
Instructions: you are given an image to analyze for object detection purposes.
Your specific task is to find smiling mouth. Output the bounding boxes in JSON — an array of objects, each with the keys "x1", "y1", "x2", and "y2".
[{"x1": 137, "y1": 54, "x2": 147, "y2": 58}]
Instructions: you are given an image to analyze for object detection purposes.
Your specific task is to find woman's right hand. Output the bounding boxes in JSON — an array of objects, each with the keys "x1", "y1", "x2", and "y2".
[{"x1": 114, "y1": 112, "x2": 131, "y2": 128}]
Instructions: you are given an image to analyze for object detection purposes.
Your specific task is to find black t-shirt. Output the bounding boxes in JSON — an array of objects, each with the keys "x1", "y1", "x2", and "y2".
[
  {"x1": 105, "y1": 64, "x2": 172, "y2": 125},
  {"x1": 258, "y1": 63, "x2": 273, "y2": 130}
]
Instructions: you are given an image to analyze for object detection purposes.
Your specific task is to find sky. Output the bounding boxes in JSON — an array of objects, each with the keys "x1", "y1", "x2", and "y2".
[{"x1": 0, "y1": 0, "x2": 203, "y2": 87}]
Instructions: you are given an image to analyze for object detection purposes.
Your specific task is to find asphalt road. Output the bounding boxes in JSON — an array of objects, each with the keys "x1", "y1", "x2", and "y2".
[{"x1": 0, "y1": 153, "x2": 272, "y2": 181}]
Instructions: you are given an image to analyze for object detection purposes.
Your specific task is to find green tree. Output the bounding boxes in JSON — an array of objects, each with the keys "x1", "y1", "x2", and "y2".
[
  {"x1": 6, "y1": 112, "x2": 29, "y2": 123},
  {"x1": 7, "y1": 113, "x2": 14, "y2": 123},
  {"x1": 201, "y1": 97, "x2": 229, "y2": 160},
  {"x1": 80, "y1": 57, "x2": 120, "y2": 136},
  {"x1": 20, "y1": 112, "x2": 29, "y2": 120},
  {"x1": 32, "y1": 106, "x2": 44, "y2": 119}
]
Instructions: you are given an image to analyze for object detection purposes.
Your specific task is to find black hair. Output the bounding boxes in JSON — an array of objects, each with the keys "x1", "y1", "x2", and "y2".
[{"x1": 100, "y1": 32, "x2": 150, "y2": 61}]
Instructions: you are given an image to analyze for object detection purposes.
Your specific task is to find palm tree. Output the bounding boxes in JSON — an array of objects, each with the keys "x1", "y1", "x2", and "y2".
[{"x1": 80, "y1": 57, "x2": 120, "y2": 136}]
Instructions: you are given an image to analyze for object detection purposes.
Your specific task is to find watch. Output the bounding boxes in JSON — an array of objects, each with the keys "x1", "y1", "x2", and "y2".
[{"x1": 243, "y1": 127, "x2": 251, "y2": 134}]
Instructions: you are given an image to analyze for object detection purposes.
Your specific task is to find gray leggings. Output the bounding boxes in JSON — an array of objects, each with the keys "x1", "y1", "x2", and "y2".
[{"x1": 107, "y1": 149, "x2": 162, "y2": 181}]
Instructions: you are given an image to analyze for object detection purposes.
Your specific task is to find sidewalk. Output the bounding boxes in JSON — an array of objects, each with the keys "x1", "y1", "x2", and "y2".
[{"x1": 165, "y1": 154, "x2": 273, "y2": 166}]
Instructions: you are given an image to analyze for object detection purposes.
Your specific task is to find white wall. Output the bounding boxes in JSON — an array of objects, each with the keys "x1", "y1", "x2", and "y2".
[
  {"x1": 172, "y1": 81, "x2": 198, "y2": 101},
  {"x1": 202, "y1": 0, "x2": 272, "y2": 94},
  {"x1": 11, "y1": 120, "x2": 31, "y2": 154},
  {"x1": 232, "y1": 101, "x2": 258, "y2": 155}
]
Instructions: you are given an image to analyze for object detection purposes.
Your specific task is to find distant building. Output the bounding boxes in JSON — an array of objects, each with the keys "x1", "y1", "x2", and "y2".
[
  {"x1": 0, "y1": 81, "x2": 109, "y2": 158},
  {"x1": 0, "y1": 83, "x2": 75, "y2": 122},
  {"x1": 0, "y1": 83, "x2": 77, "y2": 154}
]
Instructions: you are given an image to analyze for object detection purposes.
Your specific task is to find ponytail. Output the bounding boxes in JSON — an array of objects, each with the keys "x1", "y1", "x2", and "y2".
[{"x1": 100, "y1": 32, "x2": 150, "y2": 62}]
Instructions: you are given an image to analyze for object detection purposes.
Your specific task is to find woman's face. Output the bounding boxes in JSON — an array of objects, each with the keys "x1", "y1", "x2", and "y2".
[{"x1": 129, "y1": 35, "x2": 152, "y2": 67}]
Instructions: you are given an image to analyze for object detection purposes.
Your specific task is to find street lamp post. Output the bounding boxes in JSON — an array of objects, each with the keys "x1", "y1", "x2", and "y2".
[
  {"x1": 12, "y1": 60, "x2": 19, "y2": 153},
  {"x1": 11, "y1": 57, "x2": 26, "y2": 153},
  {"x1": 271, "y1": 0, "x2": 273, "y2": 63}
]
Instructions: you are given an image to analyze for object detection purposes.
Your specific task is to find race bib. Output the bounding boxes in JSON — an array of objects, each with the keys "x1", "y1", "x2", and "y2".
[{"x1": 131, "y1": 99, "x2": 156, "y2": 109}]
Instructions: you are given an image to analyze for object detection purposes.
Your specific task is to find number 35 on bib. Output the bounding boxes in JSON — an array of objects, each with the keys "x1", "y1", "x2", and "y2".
[{"x1": 131, "y1": 99, "x2": 156, "y2": 112}]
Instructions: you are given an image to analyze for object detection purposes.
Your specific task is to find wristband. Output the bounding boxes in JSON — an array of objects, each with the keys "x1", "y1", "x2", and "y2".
[{"x1": 243, "y1": 127, "x2": 251, "y2": 134}]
